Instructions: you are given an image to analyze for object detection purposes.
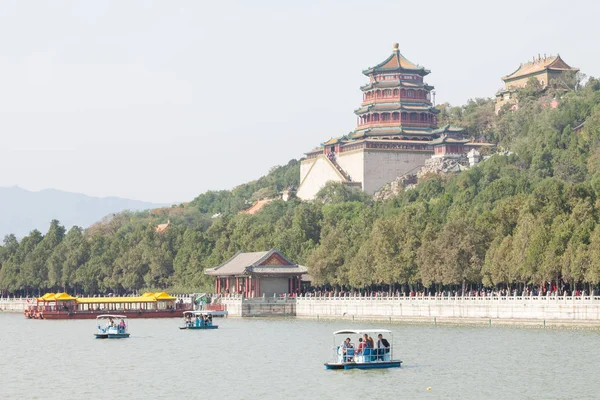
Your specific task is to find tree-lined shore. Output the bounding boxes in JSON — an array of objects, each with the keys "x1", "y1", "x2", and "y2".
[{"x1": 2, "y1": 77, "x2": 600, "y2": 296}]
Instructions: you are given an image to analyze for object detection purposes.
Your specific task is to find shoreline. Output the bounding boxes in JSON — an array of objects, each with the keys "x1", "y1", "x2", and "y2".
[
  {"x1": 4, "y1": 307, "x2": 600, "y2": 329},
  {"x1": 295, "y1": 314, "x2": 600, "y2": 329}
]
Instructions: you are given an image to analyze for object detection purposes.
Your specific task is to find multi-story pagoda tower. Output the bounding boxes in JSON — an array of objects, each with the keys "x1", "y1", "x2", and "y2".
[
  {"x1": 297, "y1": 44, "x2": 467, "y2": 201},
  {"x1": 353, "y1": 43, "x2": 439, "y2": 141}
]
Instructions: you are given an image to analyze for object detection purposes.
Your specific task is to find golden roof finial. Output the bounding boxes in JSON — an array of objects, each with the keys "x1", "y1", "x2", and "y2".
[{"x1": 393, "y1": 43, "x2": 399, "y2": 52}]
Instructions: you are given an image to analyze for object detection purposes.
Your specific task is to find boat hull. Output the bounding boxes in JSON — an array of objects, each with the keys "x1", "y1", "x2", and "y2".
[
  {"x1": 179, "y1": 325, "x2": 218, "y2": 330},
  {"x1": 95, "y1": 333, "x2": 130, "y2": 339},
  {"x1": 325, "y1": 360, "x2": 402, "y2": 370},
  {"x1": 32, "y1": 310, "x2": 187, "y2": 320}
]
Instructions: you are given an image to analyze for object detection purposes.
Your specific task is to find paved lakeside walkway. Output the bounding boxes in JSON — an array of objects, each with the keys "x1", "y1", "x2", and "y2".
[{"x1": 294, "y1": 295, "x2": 600, "y2": 327}]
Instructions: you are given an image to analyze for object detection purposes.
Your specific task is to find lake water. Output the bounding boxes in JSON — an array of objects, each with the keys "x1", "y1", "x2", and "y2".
[{"x1": 0, "y1": 313, "x2": 599, "y2": 399}]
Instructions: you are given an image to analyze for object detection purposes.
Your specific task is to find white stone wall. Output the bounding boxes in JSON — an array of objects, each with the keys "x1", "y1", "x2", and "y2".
[
  {"x1": 362, "y1": 150, "x2": 432, "y2": 195},
  {"x1": 336, "y1": 151, "x2": 364, "y2": 188},
  {"x1": 299, "y1": 159, "x2": 314, "y2": 184},
  {"x1": 0, "y1": 298, "x2": 33, "y2": 312},
  {"x1": 297, "y1": 156, "x2": 345, "y2": 200},
  {"x1": 296, "y1": 297, "x2": 600, "y2": 321}
]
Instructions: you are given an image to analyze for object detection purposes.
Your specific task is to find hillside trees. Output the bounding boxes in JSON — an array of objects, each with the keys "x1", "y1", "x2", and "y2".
[{"x1": 2, "y1": 79, "x2": 600, "y2": 295}]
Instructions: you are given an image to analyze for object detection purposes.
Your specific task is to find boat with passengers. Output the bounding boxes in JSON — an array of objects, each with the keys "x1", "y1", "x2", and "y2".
[
  {"x1": 95, "y1": 315, "x2": 130, "y2": 339},
  {"x1": 24, "y1": 292, "x2": 192, "y2": 319},
  {"x1": 179, "y1": 311, "x2": 219, "y2": 330},
  {"x1": 324, "y1": 329, "x2": 402, "y2": 370}
]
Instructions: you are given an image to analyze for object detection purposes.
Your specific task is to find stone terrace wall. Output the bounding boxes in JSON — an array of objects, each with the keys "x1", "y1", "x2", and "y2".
[
  {"x1": 0, "y1": 297, "x2": 34, "y2": 312},
  {"x1": 296, "y1": 296, "x2": 600, "y2": 323},
  {"x1": 220, "y1": 296, "x2": 296, "y2": 317}
]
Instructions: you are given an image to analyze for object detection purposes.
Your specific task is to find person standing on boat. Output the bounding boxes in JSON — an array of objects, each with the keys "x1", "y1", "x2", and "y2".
[
  {"x1": 363, "y1": 334, "x2": 374, "y2": 362},
  {"x1": 377, "y1": 334, "x2": 390, "y2": 360},
  {"x1": 341, "y1": 338, "x2": 353, "y2": 362}
]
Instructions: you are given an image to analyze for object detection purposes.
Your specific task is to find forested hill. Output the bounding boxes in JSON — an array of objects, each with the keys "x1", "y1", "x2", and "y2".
[
  {"x1": 0, "y1": 187, "x2": 164, "y2": 239},
  {"x1": 2, "y1": 76, "x2": 600, "y2": 296}
]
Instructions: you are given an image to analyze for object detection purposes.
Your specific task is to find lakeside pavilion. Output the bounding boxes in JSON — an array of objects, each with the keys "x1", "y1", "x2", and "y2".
[{"x1": 205, "y1": 249, "x2": 307, "y2": 297}]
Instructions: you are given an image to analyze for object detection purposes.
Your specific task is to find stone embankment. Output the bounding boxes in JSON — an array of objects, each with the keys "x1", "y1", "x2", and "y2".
[
  {"x1": 0, "y1": 297, "x2": 33, "y2": 312},
  {"x1": 220, "y1": 296, "x2": 296, "y2": 317},
  {"x1": 295, "y1": 295, "x2": 600, "y2": 328}
]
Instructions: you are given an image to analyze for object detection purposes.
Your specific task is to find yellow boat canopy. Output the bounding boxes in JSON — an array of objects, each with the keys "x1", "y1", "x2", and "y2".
[
  {"x1": 54, "y1": 292, "x2": 77, "y2": 301},
  {"x1": 37, "y1": 293, "x2": 56, "y2": 301},
  {"x1": 153, "y1": 292, "x2": 177, "y2": 300},
  {"x1": 76, "y1": 296, "x2": 158, "y2": 304},
  {"x1": 36, "y1": 292, "x2": 178, "y2": 304}
]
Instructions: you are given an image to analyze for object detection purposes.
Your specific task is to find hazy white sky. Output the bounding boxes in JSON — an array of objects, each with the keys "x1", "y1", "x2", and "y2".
[{"x1": 0, "y1": 0, "x2": 598, "y2": 203}]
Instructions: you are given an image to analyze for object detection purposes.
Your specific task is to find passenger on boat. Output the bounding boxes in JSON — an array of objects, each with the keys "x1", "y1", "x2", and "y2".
[
  {"x1": 119, "y1": 319, "x2": 126, "y2": 332},
  {"x1": 341, "y1": 338, "x2": 354, "y2": 362},
  {"x1": 207, "y1": 314, "x2": 213, "y2": 326},
  {"x1": 376, "y1": 334, "x2": 390, "y2": 360},
  {"x1": 362, "y1": 334, "x2": 374, "y2": 362},
  {"x1": 195, "y1": 315, "x2": 201, "y2": 327},
  {"x1": 355, "y1": 338, "x2": 365, "y2": 355}
]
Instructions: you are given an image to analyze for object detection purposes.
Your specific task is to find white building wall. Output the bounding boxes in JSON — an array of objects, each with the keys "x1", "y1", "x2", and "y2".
[
  {"x1": 362, "y1": 150, "x2": 432, "y2": 195},
  {"x1": 336, "y1": 151, "x2": 364, "y2": 188},
  {"x1": 297, "y1": 156, "x2": 345, "y2": 200},
  {"x1": 300, "y1": 158, "x2": 314, "y2": 184}
]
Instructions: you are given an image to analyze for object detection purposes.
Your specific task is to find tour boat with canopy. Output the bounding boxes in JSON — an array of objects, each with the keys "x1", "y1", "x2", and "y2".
[
  {"x1": 179, "y1": 310, "x2": 219, "y2": 330},
  {"x1": 324, "y1": 329, "x2": 401, "y2": 370},
  {"x1": 95, "y1": 315, "x2": 130, "y2": 339},
  {"x1": 25, "y1": 292, "x2": 192, "y2": 320}
]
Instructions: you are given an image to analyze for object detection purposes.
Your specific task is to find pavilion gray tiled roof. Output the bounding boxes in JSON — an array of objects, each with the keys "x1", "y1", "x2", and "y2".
[
  {"x1": 204, "y1": 249, "x2": 306, "y2": 276},
  {"x1": 250, "y1": 265, "x2": 307, "y2": 274}
]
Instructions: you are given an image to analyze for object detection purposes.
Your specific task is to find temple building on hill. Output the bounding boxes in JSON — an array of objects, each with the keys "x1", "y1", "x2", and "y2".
[
  {"x1": 495, "y1": 54, "x2": 579, "y2": 113},
  {"x1": 297, "y1": 43, "x2": 467, "y2": 200}
]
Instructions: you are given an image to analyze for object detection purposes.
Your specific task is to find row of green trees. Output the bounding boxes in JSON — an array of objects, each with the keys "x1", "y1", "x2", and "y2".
[{"x1": 2, "y1": 78, "x2": 600, "y2": 295}]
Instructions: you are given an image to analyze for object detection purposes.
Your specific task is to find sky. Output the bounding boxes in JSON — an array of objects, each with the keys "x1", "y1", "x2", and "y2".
[{"x1": 0, "y1": 0, "x2": 598, "y2": 203}]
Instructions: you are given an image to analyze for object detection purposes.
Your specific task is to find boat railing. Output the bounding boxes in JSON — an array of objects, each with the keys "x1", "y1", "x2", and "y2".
[
  {"x1": 299, "y1": 294, "x2": 600, "y2": 304},
  {"x1": 333, "y1": 345, "x2": 393, "y2": 364}
]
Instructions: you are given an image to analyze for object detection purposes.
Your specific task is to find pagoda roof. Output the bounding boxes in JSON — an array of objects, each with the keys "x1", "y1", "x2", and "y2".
[
  {"x1": 503, "y1": 55, "x2": 578, "y2": 82},
  {"x1": 363, "y1": 43, "x2": 430, "y2": 76},
  {"x1": 432, "y1": 124, "x2": 465, "y2": 135},
  {"x1": 429, "y1": 135, "x2": 471, "y2": 145},
  {"x1": 323, "y1": 137, "x2": 342, "y2": 145},
  {"x1": 360, "y1": 81, "x2": 434, "y2": 91},
  {"x1": 354, "y1": 103, "x2": 437, "y2": 115},
  {"x1": 352, "y1": 126, "x2": 437, "y2": 139}
]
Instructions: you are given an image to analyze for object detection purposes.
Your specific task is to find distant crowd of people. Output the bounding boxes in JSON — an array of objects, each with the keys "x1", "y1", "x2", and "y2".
[{"x1": 301, "y1": 286, "x2": 599, "y2": 298}]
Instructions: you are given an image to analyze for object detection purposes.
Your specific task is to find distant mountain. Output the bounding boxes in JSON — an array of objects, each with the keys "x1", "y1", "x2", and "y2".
[{"x1": 0, "y1": 186, "x2": 167, "y2": 238}]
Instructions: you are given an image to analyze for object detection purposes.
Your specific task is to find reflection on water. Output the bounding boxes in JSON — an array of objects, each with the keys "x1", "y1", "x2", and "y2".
[{"x1": 1, "y1": 314, "x2": 599, "y2": 399}]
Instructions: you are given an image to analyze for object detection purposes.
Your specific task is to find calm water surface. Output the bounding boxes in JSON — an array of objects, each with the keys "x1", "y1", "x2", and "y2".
[{"x1": 0, "y1": 313, "x2": 599, "y2": 399}]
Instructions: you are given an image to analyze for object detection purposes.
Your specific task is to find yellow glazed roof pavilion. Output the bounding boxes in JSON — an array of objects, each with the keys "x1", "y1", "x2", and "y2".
[{"x1": 503, "y1": 55, "x2": 578, "y2": 82}]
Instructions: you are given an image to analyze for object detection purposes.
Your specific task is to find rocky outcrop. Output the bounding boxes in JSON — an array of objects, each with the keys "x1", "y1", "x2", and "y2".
[
  {"x1": 373, "y1": 156, "x2": 470, "y2": 201},
  {"x1": 417, "y1": 156, "x2": 469, "y2": 179},
  {"x1": 372, "y1": 174, "x2": 418, "y2": 201}
]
